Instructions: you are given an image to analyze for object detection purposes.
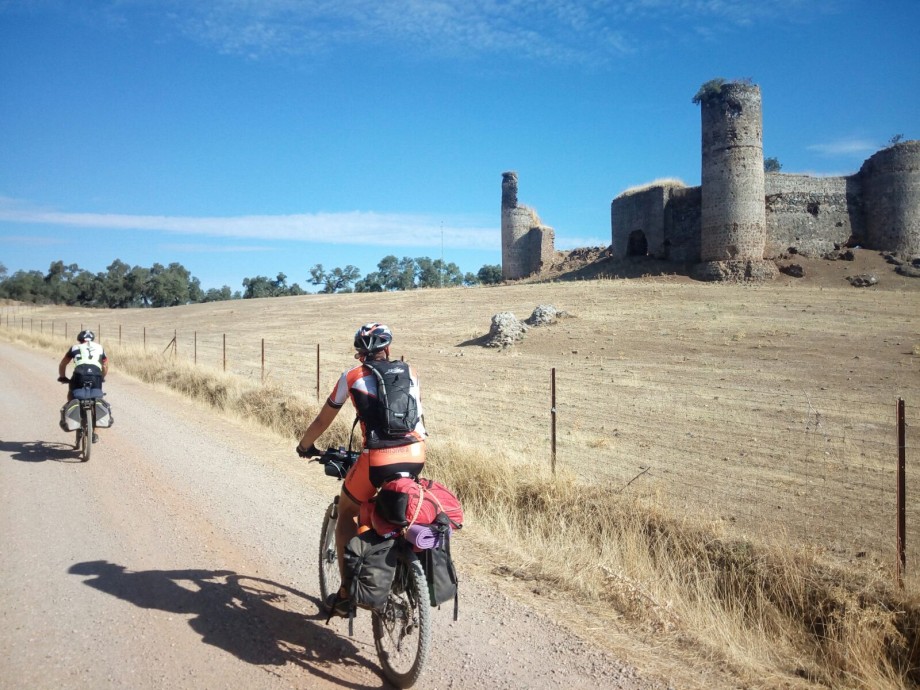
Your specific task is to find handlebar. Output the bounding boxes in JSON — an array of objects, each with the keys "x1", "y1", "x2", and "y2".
[
  {"x1": 57, "y1": 376, "x2": 70, "y2": 383},
  {"x1": 311, "y1": 447, "x2": 360, "y2": 480}
]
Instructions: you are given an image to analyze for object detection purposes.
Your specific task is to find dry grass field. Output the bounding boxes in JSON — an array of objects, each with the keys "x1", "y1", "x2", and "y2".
[{"x1": 4, "y1": 248, "x2": 920, "y2": 688}]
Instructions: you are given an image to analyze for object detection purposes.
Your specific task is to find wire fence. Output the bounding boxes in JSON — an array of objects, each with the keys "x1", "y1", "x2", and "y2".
[{"x1": 4, "y1": 306, "x2": 917, "y2": 577}]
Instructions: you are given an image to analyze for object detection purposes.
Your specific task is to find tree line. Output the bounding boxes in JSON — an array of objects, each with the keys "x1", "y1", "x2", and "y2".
[{"x1": 0, "y1": 256, "x2": 503, "y2": 308}]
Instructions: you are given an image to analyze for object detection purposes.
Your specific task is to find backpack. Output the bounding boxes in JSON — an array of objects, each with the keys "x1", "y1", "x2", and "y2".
[
  {"x1": 359, "y1": 359, "x2": 419, "y2": 447},
  {"x1": 371, "y1": 477, "x2": 464, "y2": 538}
]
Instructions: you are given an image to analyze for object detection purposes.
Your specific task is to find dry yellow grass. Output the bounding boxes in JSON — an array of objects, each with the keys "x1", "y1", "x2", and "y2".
[{"x1": 4, "y1": 258, "x2": 920, "y2": 688}]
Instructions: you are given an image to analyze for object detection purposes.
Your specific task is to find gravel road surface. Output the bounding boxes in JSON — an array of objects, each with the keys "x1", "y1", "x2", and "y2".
[{"x1": 0, "y1": 341, "x2": 669, "y2": 689}]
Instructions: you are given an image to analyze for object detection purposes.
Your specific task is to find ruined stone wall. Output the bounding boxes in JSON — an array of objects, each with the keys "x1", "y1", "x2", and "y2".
[
  {"x1": 860, "y1": 141, "x2": 920, "y2": 257},
  {"x1": 764, "y1": 173, "x2": 864, "y2": 257},
  {"x1": 610, "y1": 186, "x2": 668, "y2": 259},
  {"x1": 501, "y1": 171, "x2": 555, "y2": 279},
  {"x1": 608, "y1": 77, "x2": 919, "y2": 268},
  {"x1": 662, "y1": 186, "x2": 702, "y2": 262},
  {"x1": 611, "y1": 182, "x2": 699, "y2": 261},
  {"x1": 700, "y1": 83, "x2": 767, "y2": 262}
]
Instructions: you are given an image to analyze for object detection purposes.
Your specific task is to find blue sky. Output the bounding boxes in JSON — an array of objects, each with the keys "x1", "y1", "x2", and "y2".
[{"x1": 1, "y1": 0, "x2": 917, "y2": 291}]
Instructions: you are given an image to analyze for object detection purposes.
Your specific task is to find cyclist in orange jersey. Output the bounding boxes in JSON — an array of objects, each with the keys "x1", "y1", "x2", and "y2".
[{"x1": 297, "y1": 322, "x2": 426, "y2": 615}]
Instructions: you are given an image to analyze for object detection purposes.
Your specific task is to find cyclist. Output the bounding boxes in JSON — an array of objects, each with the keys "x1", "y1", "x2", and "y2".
[
  {"x1": 296, "y1": 323, "x2": 426, "y2": 616},
  {"x1": 58, "y1": 330, "x2": 108, "y2": 442}
]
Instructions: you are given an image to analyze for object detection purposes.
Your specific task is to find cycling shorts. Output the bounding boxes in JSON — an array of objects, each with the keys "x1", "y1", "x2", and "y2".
[{"x1": 343, "y1": 442, "x2": 426, "y2": 504}]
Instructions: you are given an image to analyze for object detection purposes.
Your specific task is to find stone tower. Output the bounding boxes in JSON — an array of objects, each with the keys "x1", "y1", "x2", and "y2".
[
  {"x1": 860, "y1": 140, "x2": 920, "y2": 257},
  {"x1": 501, "y1": 171, "x2": 555, "y2": 280},
  {"x1": 696, "y1": 81, "x2": 777, "y2": 280}
]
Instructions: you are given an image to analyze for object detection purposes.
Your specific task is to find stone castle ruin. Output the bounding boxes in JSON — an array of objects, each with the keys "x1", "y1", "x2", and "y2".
[
  {"x1": 611, "y1": 81, "x2": 920, "y2": 280},
  {"x1": 501, "y1": 171, "x2": 555, "y2": 280}
]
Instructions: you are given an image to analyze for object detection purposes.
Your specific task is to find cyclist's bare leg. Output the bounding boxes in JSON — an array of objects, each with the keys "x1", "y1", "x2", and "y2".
[{"x1": 334, "y1": 489, "x2": 360, "y2": 592}]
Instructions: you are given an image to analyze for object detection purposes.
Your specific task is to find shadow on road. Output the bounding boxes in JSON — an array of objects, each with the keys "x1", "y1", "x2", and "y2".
[
  {"x1": 0, "y1": 439, "x2": 82, "y2": 463},
  {"x1": 68, "y1": 560, "x2": 381, "y2": 688}
]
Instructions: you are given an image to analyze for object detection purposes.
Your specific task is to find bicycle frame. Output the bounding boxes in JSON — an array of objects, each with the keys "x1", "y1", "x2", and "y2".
[
  {"x1": 314, "y1": 447, "x2": 430, "y2": 688},
  {"x1": 72, "y1": 381, "x2": 103, "y2": 462}
]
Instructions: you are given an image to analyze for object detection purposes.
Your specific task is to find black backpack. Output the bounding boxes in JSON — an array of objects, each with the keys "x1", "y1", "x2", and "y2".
[{"x1": 359, "y1": 359, "x2": 420, "y2": 447}]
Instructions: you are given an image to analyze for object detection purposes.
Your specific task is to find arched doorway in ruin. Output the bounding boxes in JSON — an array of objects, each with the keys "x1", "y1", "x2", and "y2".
[{"x1": 627, "y1": 230, "x2": 648, "y2": 257}]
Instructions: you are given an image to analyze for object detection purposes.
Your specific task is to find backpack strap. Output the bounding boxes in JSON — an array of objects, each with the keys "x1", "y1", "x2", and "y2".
[
  {"x1": 400, "y1": 484, "x2": 427, "y2": 535},
  {"x1": 422, "y1": 478, "x2": 462, "y2": 530},
  {"x1": 446, "y1": 534, "x2": 459, "y2": 621},
  {"x1": 349, "y1": 416, "x2": 360, "y2": 454}
]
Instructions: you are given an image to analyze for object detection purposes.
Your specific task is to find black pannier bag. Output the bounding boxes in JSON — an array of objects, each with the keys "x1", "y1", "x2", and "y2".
[
  {"x1": 421, "y1": 513, "x2": 459, "y2": 619},
  {"x1": 343, "y1": 530, "x2": 397, "y2": 612}
]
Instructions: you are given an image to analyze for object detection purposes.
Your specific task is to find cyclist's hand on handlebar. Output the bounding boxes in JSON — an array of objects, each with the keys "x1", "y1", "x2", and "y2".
[
  {"x1": 296, "y1": 442, "x2": 321, "y2": 459},
  {"x1": 57, "y1": 376, "x2": 70, "y2": 383}
]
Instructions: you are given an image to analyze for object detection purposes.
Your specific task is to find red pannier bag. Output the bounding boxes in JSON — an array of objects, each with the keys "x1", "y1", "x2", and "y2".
[{"x1": 363, "y1": 477, "x2": 464, "y2": 538}]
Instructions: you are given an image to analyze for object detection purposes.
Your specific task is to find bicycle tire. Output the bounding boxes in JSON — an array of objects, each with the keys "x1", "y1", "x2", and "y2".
[
  {"x1": 372, "y1": 557, "x2": 431, "y2": 688},
  {"x1": 318, "y1": 500, "x2": 340, "y2": 602},
  {"x1": 80, "y1": 406, "x2": 91, "y2": 462}
]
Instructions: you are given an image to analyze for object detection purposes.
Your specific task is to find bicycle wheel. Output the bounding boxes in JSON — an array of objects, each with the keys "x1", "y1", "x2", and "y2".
[
  {"x1": 80, "y1": 408, "x2": 91, "y2": 462},
  {"x1": 318, "y1": 499, "x2": 340, "y2": 602},
  {"x1": 372, "y1": 558, "x2": 431, "y2": 689}
]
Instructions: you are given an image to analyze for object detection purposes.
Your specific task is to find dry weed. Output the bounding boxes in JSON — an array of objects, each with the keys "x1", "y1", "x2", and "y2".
[{"x1": 4, "y1": 326, "x2": 920, "y2": 689}]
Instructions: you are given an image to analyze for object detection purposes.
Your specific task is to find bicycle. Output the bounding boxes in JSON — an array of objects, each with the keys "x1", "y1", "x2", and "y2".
[
  {"x1": 59, "y1": 376, "x2": 105, "y2": 462},
  {"x1": 313, "y1": 447, "x2": 432, "y2": 689}
]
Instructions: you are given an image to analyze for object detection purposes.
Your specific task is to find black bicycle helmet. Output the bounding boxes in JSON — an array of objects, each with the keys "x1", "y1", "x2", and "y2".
[
  {"x1": 354, "y1": 323, "x2": 392, "y2": 354},
  {"x1": 77, "y1": 330, "x2": 95, "y2": 342}
]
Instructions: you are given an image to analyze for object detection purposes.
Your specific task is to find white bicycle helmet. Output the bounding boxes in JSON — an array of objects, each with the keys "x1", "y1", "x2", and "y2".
[{"x1": 354, "y1": 323, "x2": 392, "y2": 354}]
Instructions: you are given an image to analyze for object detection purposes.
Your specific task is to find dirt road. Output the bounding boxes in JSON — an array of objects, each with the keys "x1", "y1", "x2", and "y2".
[{"x1": 0, "y1": 342, "x2": 669, "y2": 690}]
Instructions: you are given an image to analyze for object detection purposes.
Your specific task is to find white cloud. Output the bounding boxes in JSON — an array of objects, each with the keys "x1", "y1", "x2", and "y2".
[
  {"x1": 158, "y1": 243, "x2": 275, "y2": 253},
  {"x1": 85, "y1": 0, "x2": 832, "y2": 65},
  {"x1": 0, "y1": 200, "x2": 498, "y2": 250},
  {"x1": 0, "y1": 233, "x2": 66, "y2": 247},
  {"x1": 806, "y1": 138, "x2": 878, "y2": 158}
]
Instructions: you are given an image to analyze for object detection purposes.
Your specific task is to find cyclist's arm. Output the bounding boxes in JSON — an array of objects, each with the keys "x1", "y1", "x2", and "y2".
[
  {"x1": 57, "y1": 353, "x2": 72, "y2": 379},
  {"x1": 297, "y1": 400, "x2": 340, "y2": 451},
  {"x1": 100, "y1": 354, "x2": 109, "y2": 378}
]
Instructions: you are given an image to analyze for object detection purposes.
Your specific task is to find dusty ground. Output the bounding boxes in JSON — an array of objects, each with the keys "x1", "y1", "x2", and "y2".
[
  {"x1": 2, "y1": 249, "x2": 918, "y2": 688},
  {"x1": 6, "y1": 249, "x2": 919, "y2": 563},
  {"x1": 1, "y1": 342, "x2": 681, "y2": 690}
]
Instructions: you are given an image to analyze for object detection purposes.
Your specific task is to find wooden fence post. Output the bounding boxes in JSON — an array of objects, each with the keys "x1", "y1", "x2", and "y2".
[
  {"x1": 551, "y1": 367, "x2": 557, "y2": 475},
  {"x1": 897, "y1": 398, "x2": 907, "y2": 588}
]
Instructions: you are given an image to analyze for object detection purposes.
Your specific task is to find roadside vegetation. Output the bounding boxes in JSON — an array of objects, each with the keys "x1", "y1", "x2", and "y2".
[
  {"x1": 4, "y1": 323, "x2": 919, "y2": 690},
  {"x1": 0, "y1": 256, "x2": 504, "y2": 307}
]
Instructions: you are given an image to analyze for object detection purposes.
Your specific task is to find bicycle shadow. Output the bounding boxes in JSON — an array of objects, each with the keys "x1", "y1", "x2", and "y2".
[
  {"x1": 0, "y1": 439, "x2": 82, "y2": 463},
  {"x1": 68, "y1": 560, "x2": 381, "y2": 687}
]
